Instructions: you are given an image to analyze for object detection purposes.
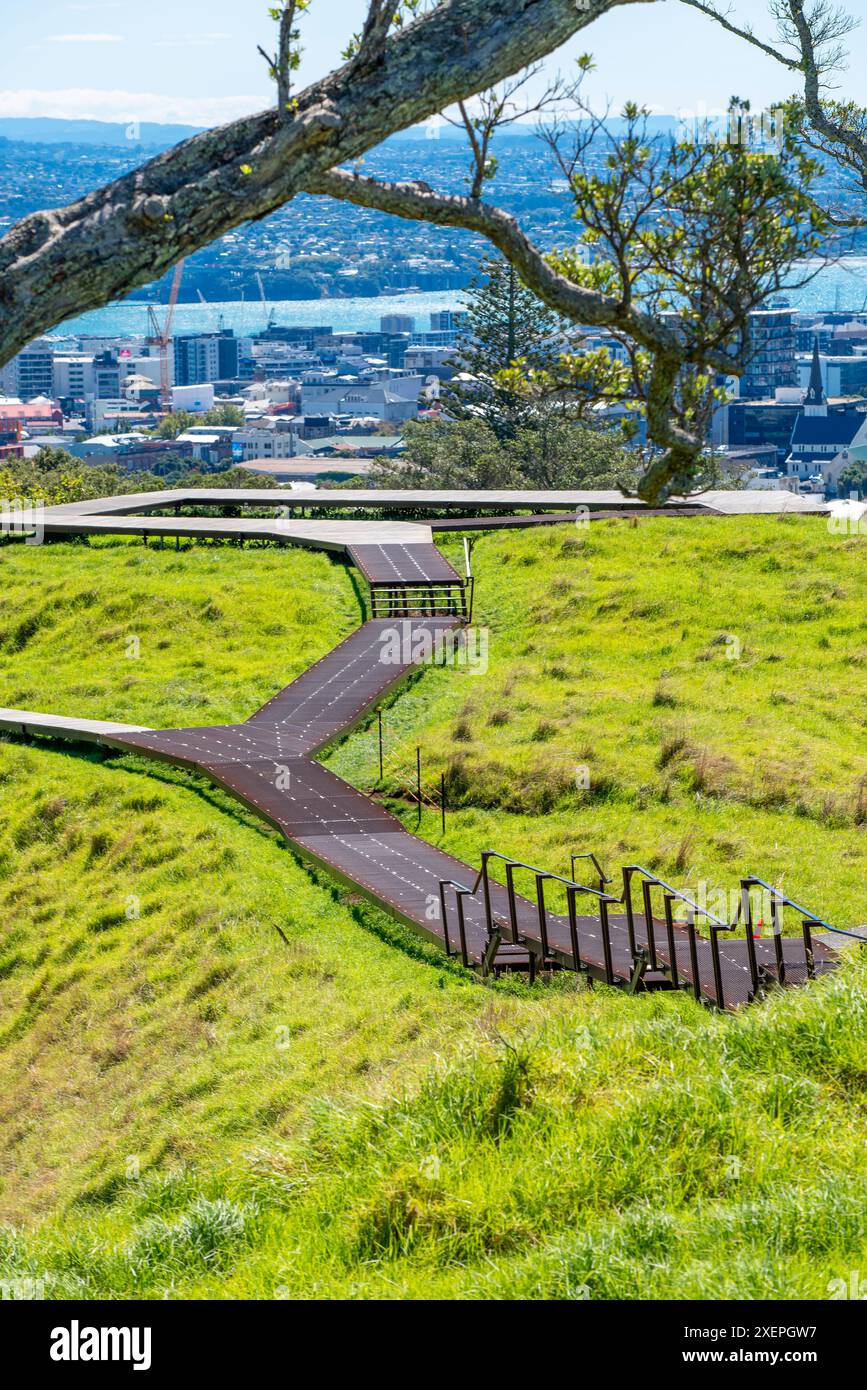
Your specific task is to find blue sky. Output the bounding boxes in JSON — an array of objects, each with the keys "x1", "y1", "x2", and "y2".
[{"x1": 0, "y1": 0, "x2": 863, "y2": 127}]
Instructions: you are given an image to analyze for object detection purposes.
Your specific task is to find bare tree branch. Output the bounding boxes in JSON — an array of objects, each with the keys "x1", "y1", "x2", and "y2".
[
  {"x1": 304, "y1": 167, "x2": 687, "y2": 359},
  {"x1": 678, "y1": 0, "x2": 800, "y2": 66},
  {"x1": 785, "y1": 0, "x2": 866, "y2": 183},
  {"x1": 302, "y1": 166, "x2": 782, "y2": 502},
  {"x1": 686, "y1": 1, "x2": 867, "y2": 200},
  {"x1": 359, "y1": 0, "x2": 396, "y2": 60},
  {"x1": 0, "y1": 0, "x2": 642, "y2": 368},
  {"x1": 258, "y1": 1, "x2": 306, "y2": 115},
  {"x1": 446, "y1": 66, "x2": 565, "y2": 198}
]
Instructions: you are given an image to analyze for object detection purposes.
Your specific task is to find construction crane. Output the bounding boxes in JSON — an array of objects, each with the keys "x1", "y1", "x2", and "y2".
[
  {"x1": 196, "y1": 288, "x2": 225, "y2": 333},
  {"x1": 146, "y1": 259, "x2": 185, "y2": 414},
  {"x1": 255, "y1": 271, "x2": 276, "y2": 331}
]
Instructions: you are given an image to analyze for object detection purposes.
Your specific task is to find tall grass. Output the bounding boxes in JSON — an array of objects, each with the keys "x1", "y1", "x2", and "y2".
[{"x1": 0, "y1": 525, "x2": 864, "y2": 1299}]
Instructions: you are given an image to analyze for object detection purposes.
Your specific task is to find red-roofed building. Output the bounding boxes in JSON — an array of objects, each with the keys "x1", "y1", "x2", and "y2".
[{"x1": 0, "y1": 400, "x2": 64, "y2": 430}]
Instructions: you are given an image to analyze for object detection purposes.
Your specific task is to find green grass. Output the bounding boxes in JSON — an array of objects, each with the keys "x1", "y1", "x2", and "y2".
[
  {"x1": 0, "y1": 536, "x2": 358, "y2": 727},
  {"x1": 0, "y1": 523, "x2": 864, "y2": 1300},
  {"x1": 327, "y1": 514, "x2": 867, "y2": 930}
]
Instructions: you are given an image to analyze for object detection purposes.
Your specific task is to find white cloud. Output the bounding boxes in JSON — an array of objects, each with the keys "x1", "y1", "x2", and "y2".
[
  {"x1": 46, "y1": 33, "x2": 124, "y2": 43},
  {"x1": 0, "y1": 88, "x2": 267, "y2": 127}
]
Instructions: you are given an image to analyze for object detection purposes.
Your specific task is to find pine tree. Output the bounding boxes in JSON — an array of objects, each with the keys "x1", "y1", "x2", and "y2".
[{"x1": 444, "y1": 255, "x2": 565, "y2": 439}]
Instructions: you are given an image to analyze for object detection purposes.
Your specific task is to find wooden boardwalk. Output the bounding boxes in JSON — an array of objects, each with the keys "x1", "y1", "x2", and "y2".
[{"x1": 0, "y1": 490, "x2": 855, "y2": 1008}]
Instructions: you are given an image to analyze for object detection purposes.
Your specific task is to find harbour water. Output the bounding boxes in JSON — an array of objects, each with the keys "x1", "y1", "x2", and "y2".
[{"x1": 56, "y1": 261, "x2": 867, "y2": 341}]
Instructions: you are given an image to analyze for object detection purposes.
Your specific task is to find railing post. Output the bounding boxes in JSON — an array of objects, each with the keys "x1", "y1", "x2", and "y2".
[
  {"x1": 455, "y1": 892, "x2": 470, "y2": 968},
  {"x1": 441, "y1": 772, "x2": 446, "y2": 836},
  {"x1": 641, "y1": 878, "x2": 659, "y2": 971},
  {"x1": 438, "y1": 881, "x2": 452, "y2": 956},
  {"x1": 740, "y1": 880, "x2": 760, "y2": 1000},
  {"x1": 772, "y1": 897, "x2": 786, "y2": 985},
  {"x1": 378, "y1": 709, "x2": 383, "y2": 784},
  {"x1": 566, "y1": 886, "x2": 582, "y2": 973},
  {"x1": 505, "y1": 861, "x2": 520, "y2": 946},
  {"x1": 481, "y1": 853, "x2": 495, "y2": 939},
  {"x1": 686, "y1": 912, "x2": 701, "y2": 1001},
  {"x1": 710, "y1": 928, "x2": 725, "y2": 1011},
  {"x1": 599, "y1": 897, "x2": 615, "y2": 985},
  {"x1": 802, "y1": 918, "x2": 815, "y2": 979},
  {"x1": 663, "y1": 893, "x2": 680, "y2": 989},
  {"x1": 535, "y1": 873, "x2": 550, "y2": 961},
  {"x1": 622, "y1": 867, "x2": 638, "y2": 960}
]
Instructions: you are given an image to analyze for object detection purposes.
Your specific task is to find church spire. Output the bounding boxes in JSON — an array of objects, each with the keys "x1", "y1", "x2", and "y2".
[{"x1": 805, "y1": 337, "x2": 825, "y2": 411}]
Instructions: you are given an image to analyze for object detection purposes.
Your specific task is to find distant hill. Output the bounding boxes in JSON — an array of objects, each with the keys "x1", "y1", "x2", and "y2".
[
  {"x1": 0, "y1": 117, "x2": 203, "y2": 148},
  {"x1": 0, "y1": 114, "x2": 680, "y2": 151},
  {"x1": 389, "y1": 115, "x2": 679, "y2": 141}
]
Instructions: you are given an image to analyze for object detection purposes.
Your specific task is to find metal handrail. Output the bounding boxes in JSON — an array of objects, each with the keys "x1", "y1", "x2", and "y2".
[
  {"x1": 570, "y1": 851, "x2": 612, "y2": 888},
  {"x1": 622, "y1": 864, "x2": 731, "y2": 1003},
  {"x1": 483, "y1": 850, "x2": 619, "y2": 902},
  {"x1": 438, "y1": 878, "x2": 475, "y2": 966},
  {"x1": 439, "y1": 858, "x2": 861, "y2": 1006},
  {"x1": 741, "y1": 875, "x2": 867, "y2": 943},
  {"x1": 480, "y1": 850, "x2": 620, "y2": 979},
  {"x1": 622, "y1": 865, "x2": 730, "y2": 928}
]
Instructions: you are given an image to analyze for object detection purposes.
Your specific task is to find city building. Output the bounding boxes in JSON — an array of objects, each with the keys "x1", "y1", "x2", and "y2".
[
  {"x1": 231, "y1": 418, "x2": 302, "y2": 461},
  {"x1": 299, "y1": 372, "x2": 422, "y2": 423},
  {"x1": 171, "y1": 383, "x2": 216, "y2": 413},
  {"x1": 174, "y1": 330, "x2": 239, "y2": 386},
  {"x1": 429, "y1": 309, "x2": 468, "y2": 333},
  {"x1": 739, "y1": 307, "x2": 798, "y2": 399},
  {"x1": 786, "y1": 343, "x2": 867, "y2": 484},
  {"x1": 52, "y1": 354, "x2": 96, "y2": 401},
  {"x1": 796, "y1": 352, "x2": 867, "y2": 400},
  {"x1": 380, "y1": 314, "x2": 416, "y2": 335},
  {"x1": 68, "y1": 434, "x2": 195, "y2": 472},
  {"x1": 14, "y1": 343, "x2": 55, "y2": 400},
  {"x1": 0, "y1": 397, "x2": 64, "y2": 432}
]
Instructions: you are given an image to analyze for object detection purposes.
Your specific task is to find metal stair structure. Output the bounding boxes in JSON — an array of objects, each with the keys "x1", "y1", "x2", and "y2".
[{"x1": 436, "y1": 853, "x2": 858, "y2": 1009}]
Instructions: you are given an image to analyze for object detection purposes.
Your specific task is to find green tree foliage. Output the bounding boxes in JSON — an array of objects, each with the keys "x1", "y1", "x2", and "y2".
[
  {"x1": 0, "y1": 451, "x2": 264, "y2": 507},
  {"x1": 837, "y1": 459, "x2": 867, "y2": 500},
  {"x1": 0, "y1": 453, "x2": 158, "y2": 507},
  {"x1": 377, "y1": 419, "x2": 523, "y2": 489},
  {"x1": 374, "y1": 418, "x2": 639, "y2": 490},
  {"x1": 203, "y1": 405, "x2": 246, "y2": 427},
  {"x1": 506, "y1": 419, "x2": 640, "y2": 489},
  {"x1": 154, "y1": 405, "x2": 245, "y2": 440},
  {"x1": 155, "y1": 411, "x2": 197, "y2": 440}
]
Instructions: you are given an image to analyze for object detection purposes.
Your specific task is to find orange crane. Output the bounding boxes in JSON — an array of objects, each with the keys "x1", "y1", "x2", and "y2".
[{"x1": 146, "y1": 259, "x2": 185, "y2": 414}]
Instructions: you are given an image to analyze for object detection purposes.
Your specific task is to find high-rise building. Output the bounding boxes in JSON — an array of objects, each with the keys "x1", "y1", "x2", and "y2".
[
  {"x1": 739, "y1": 308, "x2": 797, "y2": 400},
  {"x1": 52, "y1": 354, "x2": 95, "y2": 400},
  {"x1": 430, "y1": 309, "x2": 468, "y2": 333},
  {"x1": 174, "y1": 330, "x2": 239, "y2": 386},
  {"x1": 15, "y1": 343, "x2": 55, "y2": 400},
  {"x1": 380, "y1": 314, "x2": 416, "y2": 335}
]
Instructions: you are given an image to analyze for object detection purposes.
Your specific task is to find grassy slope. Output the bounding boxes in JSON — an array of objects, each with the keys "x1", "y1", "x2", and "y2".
[
  {"x1": 329, "y1": 515, "x2": 867, "y2": 928},
  {"x1": 0, "y1": 526, "x2": 864, "y2": 1300},
  {"x1": 0, "y1": 538, "x2": 358, "y2": 728}
]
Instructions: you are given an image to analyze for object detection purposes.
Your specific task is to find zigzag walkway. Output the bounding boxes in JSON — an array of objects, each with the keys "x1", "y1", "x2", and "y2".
[{"x1": 0, "y1": 512, "x2": 856, "y2": 1009}]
